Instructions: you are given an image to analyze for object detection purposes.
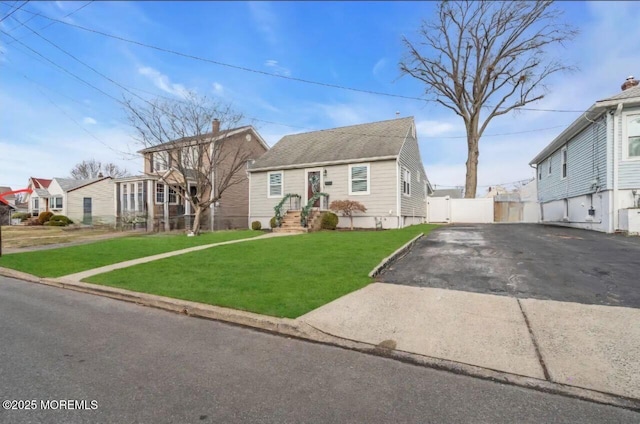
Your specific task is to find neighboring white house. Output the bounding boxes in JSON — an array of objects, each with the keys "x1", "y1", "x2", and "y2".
[
  {"x1": 530, "y1": 76, "x2": 640, "y2": 233},
  {"x1": 248, "y1": 117, "x2": 432, "y2": 229},
  {"x1": 25, "y1": 176, "x2": 114, "y2": 224}
]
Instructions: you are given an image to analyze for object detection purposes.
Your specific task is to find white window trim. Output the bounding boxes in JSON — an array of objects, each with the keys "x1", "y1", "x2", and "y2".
[
  {"x1": 561, "y1": 147, "x2": 567, "y2": 180},
  {"x1": 267, "y1": 171, "x2": 284, "y2": 198},
  {"x1": 50, "y1": 195, "x2": 63, "y2": 210},
  {"x1": 547, "y1": 157, "x2": 552, "y2": 175},
  {"x1": 622, "y1": 111, "x2": 640, "y2": 161},
  {"x1": 402, "y1": 167, "x2": 411, "y2": 197},
  {"x1": 154, "y1": 151, "x2": 169, "y2": 172},
  {"x1": 155, "y1": 183, "x2": 179, "y2": 205},
  {"x1": 349, "y1": 163, "x2": 370, "y2": 195}
]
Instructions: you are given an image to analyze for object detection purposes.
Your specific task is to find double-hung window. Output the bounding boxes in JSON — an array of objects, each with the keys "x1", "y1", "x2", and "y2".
[
  {"x1": 268, "y1": 171, "x2": 283, "y2": 198},
  {"x1": 155, "y1": 183, "x2": 164, "y2": 204},
  {"x1": 547, "y1": 157, "x2": 552, "y2": 175},
  {"x1": 626, "y1": 114, "x2": 640, "y2": 159},
  {"x1": 402, "y1": 168, "x2": 411, "y2": 196},
  {"x1": 153, "y1": 151, "x2": 169, "y2": 172},
  {"x1": 561, "y1": 147, "x2": 567, "y2": 179},
  {"x1": 349, "y1": 164, "x2": 370, "y2": 195},
  {"x1": 123, "y1": 184, "x2": 128, "y2": 210},
  {"x1": 50, "y1": 196, "x2": 63, "y2": 210}
]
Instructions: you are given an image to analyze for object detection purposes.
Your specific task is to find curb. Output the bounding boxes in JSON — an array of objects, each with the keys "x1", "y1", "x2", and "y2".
[
  {"x1": 368, "y1": 233, "x2": 423, "y2": 278},
  {"x1": 1, "y1": 267, "x2": 638, "y2": 412}
]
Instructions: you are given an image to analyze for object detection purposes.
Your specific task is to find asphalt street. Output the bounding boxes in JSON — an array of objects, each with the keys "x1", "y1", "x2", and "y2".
[
  {"x1": 381, "y1": 224, "x2": 640, "y2": 308},
  {"x1": 1, "y1": 276, "x2": 638, "y2": 423}
]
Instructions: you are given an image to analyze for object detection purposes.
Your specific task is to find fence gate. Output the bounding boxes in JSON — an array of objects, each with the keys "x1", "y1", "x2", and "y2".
[{"x1": 427, "y1": 197, "x2": 450, "y2": 223}]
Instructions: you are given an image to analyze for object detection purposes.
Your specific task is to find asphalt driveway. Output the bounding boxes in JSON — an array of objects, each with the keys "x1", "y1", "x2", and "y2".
[{"x1": 379, "y1": 224, "x2": 640, "y2": 308}]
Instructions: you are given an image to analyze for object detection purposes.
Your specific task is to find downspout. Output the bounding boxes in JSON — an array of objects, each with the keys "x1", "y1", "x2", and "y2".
[
  {"x1": 612, "y1": 103, "x2": 623, "y2": 232},
  {"x1": 396, "y1": 158, "x2": 401, "y2": 228}
]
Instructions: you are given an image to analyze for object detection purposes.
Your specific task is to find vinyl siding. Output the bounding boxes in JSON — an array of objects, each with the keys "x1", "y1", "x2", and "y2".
[
  {"x1": 619, "y1": 108, "x2": 640, "y2": 189},
  {"x1": 536, "y1": 116, "x2": 607, "y2": 202},
  {"x1": 67, "y1": 178, "x2": 115, "y2": 223},
  {"x1": 398, "y1": 133, "x2": 427, "y2": 218},
  {"x1": 249, "y1": 160, "x2": 398, "y2": 221}
]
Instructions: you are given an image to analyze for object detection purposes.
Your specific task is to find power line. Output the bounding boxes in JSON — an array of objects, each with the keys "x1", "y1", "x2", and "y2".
[
  {"x1": 2, "y1": 5, "x2": 431, "y2": 103},
  {"x1": 0, "y1": 0, "x2": 28, "y2": 24},
  {"x1": 4, "y1": 1, "x2": 93, "y2": 43},
  {"x1": 3, "y1": 3, "x2": 592, "y2": 114},
  {"x1": 0, "y1": 28, "x2": 122, "y2": 103}
]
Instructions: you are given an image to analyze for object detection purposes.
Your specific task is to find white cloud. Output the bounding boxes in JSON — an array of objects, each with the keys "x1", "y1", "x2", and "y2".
[
  {"x1": 82, "y1": 117, "x2": 97, "y2": 125},
  {"x1": 264, "y1": 60, "x2": 291, "y2": 77},
  {"x1": 138, "y1": 66, "x2": 189, "y2": 98}
]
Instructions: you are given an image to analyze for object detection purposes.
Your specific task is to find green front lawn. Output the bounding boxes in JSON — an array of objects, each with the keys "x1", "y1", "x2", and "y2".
[
  {"x1": 85, "y1": 224, "x2": 438, "y2": 318},
  {"x1": 0, "y1": 230, "x2": 260, "y2": 278}
]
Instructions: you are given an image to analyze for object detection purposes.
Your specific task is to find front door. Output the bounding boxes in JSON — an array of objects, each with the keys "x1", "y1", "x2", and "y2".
[
  {"x1": 83, "y1": 197, "x2": 92, "y2": 225},
  {"x1": 307, "y1": 171, "x2": 321, "y2": 207}
]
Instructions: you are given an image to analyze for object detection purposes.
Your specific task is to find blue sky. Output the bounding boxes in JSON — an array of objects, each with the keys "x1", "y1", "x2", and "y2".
[{"x1": 1, "y1": 1, "x2": 638, "y2": 193}]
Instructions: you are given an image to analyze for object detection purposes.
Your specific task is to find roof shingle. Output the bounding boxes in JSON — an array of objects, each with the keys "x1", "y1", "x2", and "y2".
[{"x1": 250, "y1": 117, "x2": 414, "y2": 170}]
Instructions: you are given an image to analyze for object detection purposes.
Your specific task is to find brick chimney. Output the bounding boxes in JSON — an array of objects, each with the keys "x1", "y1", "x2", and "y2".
[
  {"x1": 212, "y1": 119, "x2": 220, "y2": 134},
  {"x1": 621, "y1": 76, "x2": 639, "y2": 91}
]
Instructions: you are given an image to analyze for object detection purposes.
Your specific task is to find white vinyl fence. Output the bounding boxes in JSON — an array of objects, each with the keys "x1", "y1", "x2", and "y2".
[{"x1": 427, "y1": 197, "x2": 494, "y2": 224}]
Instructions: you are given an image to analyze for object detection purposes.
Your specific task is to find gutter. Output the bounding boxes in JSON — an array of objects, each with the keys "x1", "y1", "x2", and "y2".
[{"x1": 248, "y1": 155, "x2": 399, "y2": 173}]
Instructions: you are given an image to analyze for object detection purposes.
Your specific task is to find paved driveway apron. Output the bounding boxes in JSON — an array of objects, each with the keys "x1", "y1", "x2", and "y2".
[{"x1": 380, "y1": 224, "x2": 640, "y2": 308}]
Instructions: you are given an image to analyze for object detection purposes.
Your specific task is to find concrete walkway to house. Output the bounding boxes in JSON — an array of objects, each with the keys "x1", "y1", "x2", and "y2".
[
  {"x1": 54, "y1": 232, "x2": 296, "y2": 284},
  {"x1": 299, "y1": 282, "x2": 640, "y2": 401}
]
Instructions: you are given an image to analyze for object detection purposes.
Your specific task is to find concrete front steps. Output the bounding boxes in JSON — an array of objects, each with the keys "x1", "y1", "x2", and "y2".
[{"x1": 272, "y1": 210, "x2": 322, "y2": 233}]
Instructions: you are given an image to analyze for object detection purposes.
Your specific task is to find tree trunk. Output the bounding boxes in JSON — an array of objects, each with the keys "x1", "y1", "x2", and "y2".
[
  {"x1": 192, "y1": 206, "x2": 203, "y2": 235},
  {"x1": 350, "y1": 215, "x2": 354, "y2": 230},
  {"x1": 465, "y1": 119, "x2": 480, "y2": 198}
]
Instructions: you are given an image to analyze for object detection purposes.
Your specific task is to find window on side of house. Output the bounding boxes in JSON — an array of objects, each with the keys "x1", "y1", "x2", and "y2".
[
  {"x1": 268, "y1": 171, "x2": 283, "y2": 198},
  {"x1": 137, "y1": 182, "x2": 144, "y2": 212},
  {"x1": 349, "y1": 164, "x2": 369, "y2": 195},
  {"x1": 32, "y1": 198, "x2": 39, "y2": 216},
  {"x1": 155, "y1": 183, "x2": 165, "y2": 204},
  {"x1": 181, "y1": 146, "x2": 199, "y2": 169},
  {"x1": 129, "y1": 183, "x2": 135, "y2": 210},
  {"x1": 561, "y1": 147, "x2": 567, "y2": 179},
  {"x1": 548, "y1": 157, "x2": 552, "y2": 175},
  {"x1": 627, "y1": 115, "x2": 640, "y2": 159},
  {"x1": 154, "y1": 151, "x2": 169, "y2": 172},
  {"x1": 50, "y1": 196, "x2": 63, "y2": 210},
  {"x1": 168, "y1": 187, "x2": 177, "y2": 204},
  {"x1": 122, "y1": 184, "x2": 128, "y2": 210},
  {"x1": 402, "y1": 167, "x2": 411, "y2": 196}
]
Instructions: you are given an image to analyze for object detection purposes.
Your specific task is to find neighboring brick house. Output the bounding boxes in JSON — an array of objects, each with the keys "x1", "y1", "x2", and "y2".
[
  {"x1": 114, "y1": 121, "x2": 269, "y2": 231},
  {"x1": 248, "y1": 117, "x2": 432, "y2": 230}
]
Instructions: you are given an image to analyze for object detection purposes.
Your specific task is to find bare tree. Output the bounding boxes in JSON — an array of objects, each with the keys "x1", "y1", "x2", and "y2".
[
  {"x1": 124, "y1": 92, "x2": 249, "y2": 235},
  {"x1": 400, "y1": 0, "x2": 577, "y2": 197},
  {"x1": 70, "y1": 159, "x2": 129, "y2": 179}
]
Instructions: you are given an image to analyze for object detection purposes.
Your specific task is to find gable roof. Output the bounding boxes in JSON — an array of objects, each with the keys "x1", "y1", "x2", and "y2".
[
  {"x1": 30, "y1": 177, "x2": 52, "y2": 189},
  {"x1": 250, "y1": 117, "x2": 415, "y2": 171},
  {"x1": 138, "y1": 125, "x2": 268, "y2": 154},
  {"x1": 431, "y1": 188, "x2": 463, "y2": 198},
  {"x1": 54, "y1": 177, "x2": 111, "y2": 192},
  {"x1": 530, "y1": 85, "x2": 640, "y2": 165}
]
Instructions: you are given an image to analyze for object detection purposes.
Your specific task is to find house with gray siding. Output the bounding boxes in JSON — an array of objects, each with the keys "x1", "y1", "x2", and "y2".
[
  {"x1": 530, "y1": 77, "x2": 640, "y2": 233},
  {"x1": 248, "y1": 117, "x2": 432, "y2": 230}
]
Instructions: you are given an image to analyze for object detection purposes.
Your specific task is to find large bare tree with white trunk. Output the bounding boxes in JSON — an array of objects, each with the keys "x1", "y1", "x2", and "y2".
[
  {"x1": 400, "y1": 0, "x2": 577, "y2": 197},
  {"x1": 124, "y1": 92, "x2": 248, "y2": 235}
]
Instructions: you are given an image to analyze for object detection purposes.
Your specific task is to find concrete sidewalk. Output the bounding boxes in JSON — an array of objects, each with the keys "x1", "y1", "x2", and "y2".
[
  {"x1": 56, "y1": 231, "x2": 295, "y2": 283},
  {"x1": 299, "y1": 283, "x2": 640, "y2": 400}
]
